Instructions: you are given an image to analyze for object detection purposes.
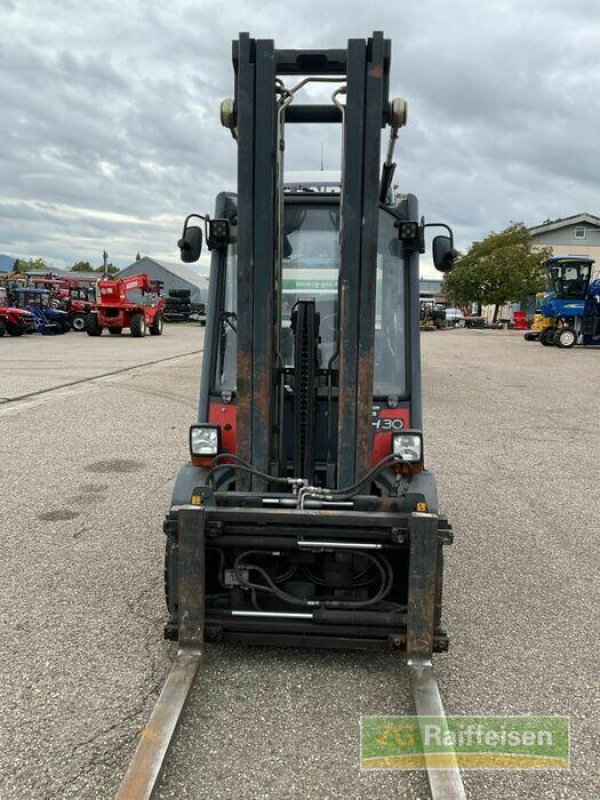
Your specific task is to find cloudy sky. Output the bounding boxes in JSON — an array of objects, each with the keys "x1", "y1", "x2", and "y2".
[{"x1": 1, "y1": 0, "x2": 599, "y2": 275}]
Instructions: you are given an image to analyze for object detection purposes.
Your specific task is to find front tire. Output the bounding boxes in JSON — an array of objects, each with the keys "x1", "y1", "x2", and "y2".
[
  {"x1": 557, "y1": 327, "x2": 577, "y2": 348},
  {"x1": 540, "y1": 327, "x2": 557, "y2": 346},
  {"x1": 130, "y1": 313, "x2": 146, "y2": 337},
  {"x1": 86, "y1": 313, "x2": 103, "y2": 336},
  {"x1": 149, "y1": 313, "x2": 163, "y2": 336},
  {"x1": 70, "y1": 313, "x2": 87, "y2": 332},
  {"x1": 6, "y1": 323, "x2": 24, "y2": 337}
]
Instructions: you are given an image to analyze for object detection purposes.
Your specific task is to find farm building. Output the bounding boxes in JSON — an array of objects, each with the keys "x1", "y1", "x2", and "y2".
[
  {"x1": 529, "y1": 212, "x2": 600, "y2": 261},
  {"x1": 117, "y1": 257, "x2": 208, "y2": 305}
]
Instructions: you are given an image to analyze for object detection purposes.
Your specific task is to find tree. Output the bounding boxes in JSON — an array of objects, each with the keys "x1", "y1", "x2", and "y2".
[
  {"x1": 13, "y1": 257, "x2": 47, "y2": 273},
  {"x1": 95, "y1": 263, "x2": 119, "y2": 275},
  {"x1": 442, "y1": 223, "x2": 551, "y2": 314},
  {"x1": 70, "y1": 261, "x2": 93, "y2": 272}
]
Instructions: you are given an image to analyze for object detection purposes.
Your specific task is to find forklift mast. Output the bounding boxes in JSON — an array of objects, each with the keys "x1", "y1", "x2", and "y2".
[
  {"x1": 235, "y1": 33, "x2": 387, "y2": 489},
  {"x1": 196, "y1": 32, "x2": 427, "y2": 493}
]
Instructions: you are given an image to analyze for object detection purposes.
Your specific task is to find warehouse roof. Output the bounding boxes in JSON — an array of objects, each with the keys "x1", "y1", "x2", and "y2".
[{"x1": 118, "y1": 256, "x2": 208, "y2": 287}]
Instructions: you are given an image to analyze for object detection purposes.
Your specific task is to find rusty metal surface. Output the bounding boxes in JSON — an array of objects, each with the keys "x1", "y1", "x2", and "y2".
[
  {"x1": 115, "y1": 648, "x2": 203, "y2": 800},
  {"x1": 336, "y1": 38, "x2": 366, "y2": 487},
  {"x1": 335, "y1": 278, "x2": 352, "y2": 485},
  {"x1": 177, "y1": 507, "x2": 206, "y2": 646},
  {"x1": 251, "y1": 39, "x2": 277, "y2": 487},
  {"x1": 233, "y1": 33, "x2": 254, "y2": 480},
  {"x1": 407, "y1": 513, "x2": 465, "y2": 799},
  {"x1": 354, "y1": 32, "x2": 385, "y2": 479},
  {"x1": 116, "y1": 507, "x2": 206, "y2": 799},
  {"x1": 408, "y1": 658, "x2": 466, "y2": 800},
  {"x1": 407, "y1": 513, "x2": 438, "y2": 657}
]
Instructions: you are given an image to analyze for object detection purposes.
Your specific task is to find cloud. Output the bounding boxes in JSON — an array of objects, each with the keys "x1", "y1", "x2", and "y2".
[{"x1": 1, "y1": 0, "x2": 599, "y2": 274}]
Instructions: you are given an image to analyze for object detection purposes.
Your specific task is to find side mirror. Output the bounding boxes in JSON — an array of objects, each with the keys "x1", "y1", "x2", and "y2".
[
  {"x1": 432, "y1": 235, "x2": 456, "y2": 273},
  {"x1": 178, "y1": 225, "x2": 203, "y2": 263}
]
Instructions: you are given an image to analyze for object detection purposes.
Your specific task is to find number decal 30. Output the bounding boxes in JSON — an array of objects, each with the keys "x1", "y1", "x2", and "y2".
[{"x1": 372, "y1": 417, "x2": 405, "y2": 431}]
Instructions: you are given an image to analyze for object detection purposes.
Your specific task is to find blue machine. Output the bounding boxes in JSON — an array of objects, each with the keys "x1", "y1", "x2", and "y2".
[
  {"x1": 582, "y1": 278, "x2": 600, "y2": 347},
  {"x1": 539, "y1": 255, "x2": 596, "y2": 348},
  {"x1": 13, "y1": 288, "x2": 69, "y2": 334}
]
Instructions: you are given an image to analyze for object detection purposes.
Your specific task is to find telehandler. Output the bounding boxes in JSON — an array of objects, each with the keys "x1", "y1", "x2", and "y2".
[
  {"x1": 86, "y1": 273, "x2": 164, "y2": 337},
  {"x1": 118, "y1": 33, "x2": 464, "y2": 800}
]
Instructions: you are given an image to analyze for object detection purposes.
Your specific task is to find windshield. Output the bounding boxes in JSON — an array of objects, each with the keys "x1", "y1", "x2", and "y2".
[
  {"x1": 215, "y1": 243, "x2": 238, "y2": 392},
  {"x1": 214, "y1": 202, "x2": 408, "y2": 398},
  {"x1": 548, "y1": 263, "x2": 591, "y2": 299},
  {"x1": 375, "y1": 210, "x2": 407, "y2": 397},
  {"x1": 282, "y1": 203, "x2": 339, "y2": 367}
]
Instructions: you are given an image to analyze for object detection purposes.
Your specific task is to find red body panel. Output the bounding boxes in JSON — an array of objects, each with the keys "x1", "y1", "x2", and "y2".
[
  {"x1": 370, "y1": 406, "x2": 411, "y2": 465},
  {"x1": 207, "y1": 401, "x2": 409, "y2": 466},
  {"x1": 0, "y1": 307, "x2": 33, "y2": 323},
  {"x1": 208, "y1": 402, "x2": 238, "y2": 454},
  {"x1": 68, "y1": 298, "x2": 94, "y2": 314}
]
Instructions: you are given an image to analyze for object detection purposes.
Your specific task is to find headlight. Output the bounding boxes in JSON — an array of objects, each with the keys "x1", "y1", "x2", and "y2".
[
  {"x1": 392, "y1": 431, "x2": 423, "y2": 464},
  {"x1": 189, "y1": 425, "x2": 221, "y2": 457}
]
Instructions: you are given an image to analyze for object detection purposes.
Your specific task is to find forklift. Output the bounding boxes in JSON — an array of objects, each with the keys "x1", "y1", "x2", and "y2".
[{"x1": 118, "y1": 33, "x2": 464, "y2": 800}]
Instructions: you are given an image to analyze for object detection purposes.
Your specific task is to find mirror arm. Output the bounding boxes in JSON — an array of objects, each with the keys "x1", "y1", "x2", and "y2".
[
  {"x1": 182, "y1": 213, "x2": 210, "y2": 239},
  {"x1": 423, "y1": 221, "x2": 454, "y2": 248}
]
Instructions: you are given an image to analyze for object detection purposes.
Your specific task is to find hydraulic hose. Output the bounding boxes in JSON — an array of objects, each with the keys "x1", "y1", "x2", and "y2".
[
  {"x1": 233, "y1": 549, "x2": 395, "y2": 609},
  {"x1": 206, "y1": 454, "x2": 292, "y2": 489},
  {"x1": 208, "y1": 452, "x2": 405, "y2": 500},
  {"x1": 318, "y1": 453, "x2": 405, "y2": 500}
]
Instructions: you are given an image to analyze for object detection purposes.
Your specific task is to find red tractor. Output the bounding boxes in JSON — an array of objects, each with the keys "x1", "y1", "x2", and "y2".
[
  {"x1": 30, "y1": 277, "x2": 96, "y2": 331},
  {"x1": 0, "y1": 287, "x2": 36, "y2": 336},
  {"x1": 86, "y1": 273, "x2": 164, "y2": 337}
]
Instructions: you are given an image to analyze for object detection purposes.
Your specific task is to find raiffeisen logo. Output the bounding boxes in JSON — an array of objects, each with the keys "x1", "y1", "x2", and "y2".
[{"x1": 361, "y1": 716, "x2": 570, "y2": 769}]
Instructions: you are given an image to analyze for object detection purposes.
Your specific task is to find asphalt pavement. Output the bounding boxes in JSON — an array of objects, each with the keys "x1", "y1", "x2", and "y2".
[
  {"x1": 0, "y1": 326, "x2": 598, "y2": 800},
  {"x1": 0, "y1": 324, "x2": 203, "y2": 401}
]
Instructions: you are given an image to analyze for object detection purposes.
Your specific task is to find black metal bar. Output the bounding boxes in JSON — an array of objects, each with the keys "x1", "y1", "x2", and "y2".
[
  {"x1": 217, "y1": 632, "x2": 391, "y2": 649},
  {"x1": 404, "y1": 195, "x2": 422, "y2": 428},
  {"x1": 292, "y1": 299, "x2": 318, "y2": 480},
  {"x1": 234, "y1": 33, "x2": 255, "y2": 477},
  {"x1": 206, "y1": 533, "x2": 400, "y2": 548},
  {"x1": 178, "y1": 507, "x2": 206, "y2": 645},
  {"x1": 210, "y1": 613, "x2": 405, "y2": 632},
  {"x1": 251, "y1": 40, "x2": 277, "y2": 487},
  {"x1": 274, "y1": 49, "x2": 348, "y2": 74},
  {"x1": 407, "y1": 513, "x2": 437, "y2": 657},
  {"x1": 336, "y1": 38, "x2": 366, "y2": 488},
  {"x1": 285, "y1": 105, "x2": 343, "y2": 123},
  {"x1": 355, "y1": 32, "x2": 386, "y2": 478},
  {"x1": 206, "y1": 620, "x2": 447, "y2": 652},
  {"x1": 199, "y1": 193, "x2": 232, "y2": 421},
  {"x1": 207, "y1": 506, "x2": 410, "y2": 527}
]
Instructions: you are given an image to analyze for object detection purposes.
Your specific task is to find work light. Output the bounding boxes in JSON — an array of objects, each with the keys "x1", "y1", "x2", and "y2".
[
  {"x1": 397, "y1": 221, "x2": 418, "y2": 240},
  {"x1": 189, "y1": 425, "x2": 221, "y2": 457},
  {"x1": 207, "y1": 218, "x2": 230, "y2": 249},
  {"x1": 392, "y1": 431, "x2": 423, "y2": 464}
]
